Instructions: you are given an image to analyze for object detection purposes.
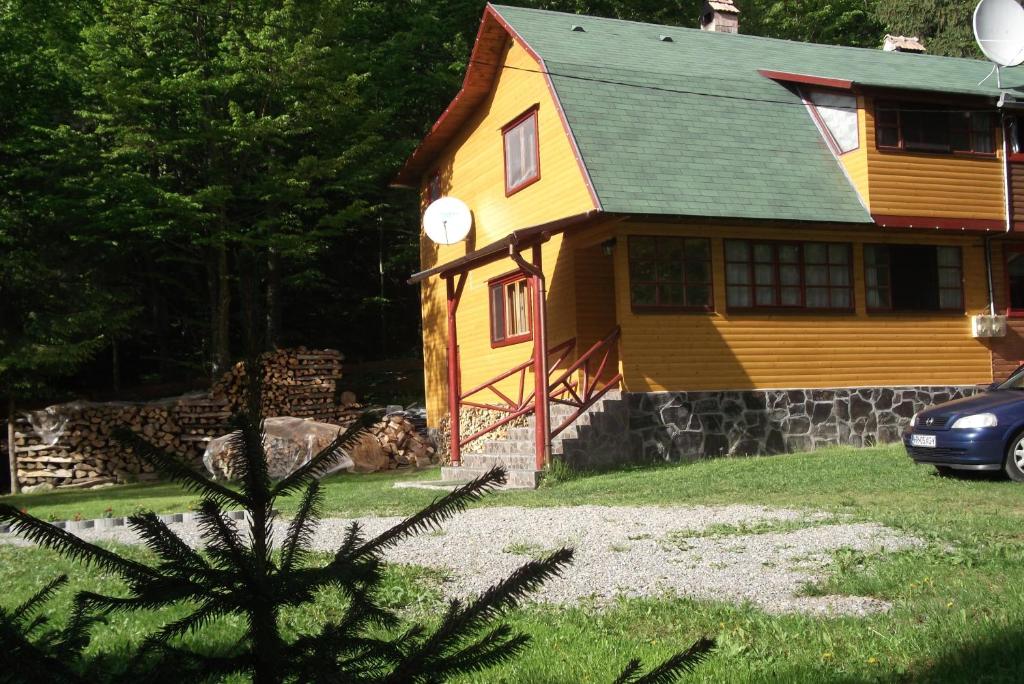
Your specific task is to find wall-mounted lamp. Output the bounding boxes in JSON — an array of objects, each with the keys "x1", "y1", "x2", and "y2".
[{"x1": 601, "y1": 238, "x2": 617, "y2": 257}]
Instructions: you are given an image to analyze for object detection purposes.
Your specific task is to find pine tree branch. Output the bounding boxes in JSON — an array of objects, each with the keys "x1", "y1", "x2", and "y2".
[
  {"x1": 345, "y1": 467, "x2": 506, "y2": 562},
  {"x1": 384, "y1": 547, "x2": 573, "y2": 681},
  {"x1": 223, "y1": 413, "x2": 271, "y2": 509},
  {"x1": 11, "y1": 574, "x2": 68, "y2": 626},
  {"x1": 0, "y1": 504, "x2": 157, "y2": 584},
  {"x1": 425, "y1": 624, "x2": 531, "y2": 679},
  {"x1": 195, "y1": 499, "x2": 251, "y2": 574},
  {"x1": 614, "y1": 638, "x2": 716, "y2": 684},
  {"x1": 128, "y1": 512, "x2": 210, "y2": 573},
  {"x1": 113, "y1": 427, "x2": 245, "y2": 508},
  {"x1": 279, "y1": 481, "x2": 322, "y2": 574}
]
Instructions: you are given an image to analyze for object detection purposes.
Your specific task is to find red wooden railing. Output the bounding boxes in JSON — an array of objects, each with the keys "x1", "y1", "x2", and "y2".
[
  {"x1": 454, "y1": 326, "x2": 621, "y2": 466},
  {"x1": 457, "y1": 338, "x2": 575, "y2": 447},
  {"x1": 548, "y1": 326, "x2": 622, "y2": 439}
]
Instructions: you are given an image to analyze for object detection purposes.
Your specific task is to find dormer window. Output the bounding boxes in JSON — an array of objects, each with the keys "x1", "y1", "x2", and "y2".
[
  {"x1": 808, "y1": 91, "x2": 859, "y2": 154},
  {"x1": 876, "y1": 102, "x2": 996, "y2": 155},
  {"x1": 503, "y1": 107, "x2": 540, "y2": 195}
]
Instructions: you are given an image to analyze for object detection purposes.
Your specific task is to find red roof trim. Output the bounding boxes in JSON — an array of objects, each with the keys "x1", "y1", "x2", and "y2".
[
  {"x1": 758, "y1": 69, "x2": 854, "y2": 91},
  {"x1": 393, "y1": 5, "x2": 602, "y2": 211},
  {"x1": 872, "y1": 214, "x2": 1003, "y2": 231},
  {"x1": 391, "y1": 7, "x2": 510, "y2": 187},
  {"x1": 487, "y1": 5, "x2": 601, "y2": 210}
]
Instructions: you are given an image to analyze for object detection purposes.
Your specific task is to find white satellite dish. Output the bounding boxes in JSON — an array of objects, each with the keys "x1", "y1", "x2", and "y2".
[
  {"x1": 974, "y1": 0, "x2": 1024, "y2": 68},
  {"x1": 423, "y1": 197, "x2": 473, "y2": 245}
]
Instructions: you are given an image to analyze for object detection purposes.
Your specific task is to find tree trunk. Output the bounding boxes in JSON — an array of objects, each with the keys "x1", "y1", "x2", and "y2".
[
  {"x1": 207, "y1": 251, "x2": 220, "y2": 380},
  {"x1": 7, "y1": 398, "x2": 19, "y2": 495},
  {"x1": 111, "y1": 339, "x2": 121, "y2": 393},
  {"x1": 265, "y1": 246, "x2": 281, "y2": 351},
  {"x1": 238, "y1": 248, "x2": 259, "y2": 357},
  {"x1": 210, "y1": 244, "x2": 232, "y2": 377}
]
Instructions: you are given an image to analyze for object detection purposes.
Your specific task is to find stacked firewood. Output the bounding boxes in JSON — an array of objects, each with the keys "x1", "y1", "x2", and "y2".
[
  {"x1": 212, "y1": 348, "x2": 346, "y2": 422},
  {"x1": 370, "y1": 415, "x2": 437, "y2": 469},
  {"x1": 7, "y1": 349, "x2": 437, "y2": 492}
]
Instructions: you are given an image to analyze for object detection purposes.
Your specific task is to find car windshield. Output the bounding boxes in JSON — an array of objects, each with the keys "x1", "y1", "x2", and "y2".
[{"x1": 997, "y1": 370, "x2": 1024, "y2": 390}]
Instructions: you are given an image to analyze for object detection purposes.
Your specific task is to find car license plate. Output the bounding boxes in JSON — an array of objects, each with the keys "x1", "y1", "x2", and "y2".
[{"x1": 911, "y1": 434, "x2": 936, "y2": 448}]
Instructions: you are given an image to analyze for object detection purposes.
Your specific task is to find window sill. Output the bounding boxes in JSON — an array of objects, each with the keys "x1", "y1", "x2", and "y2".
[
  {"x1": 875, "y1": 145, "x2": 997, "y2": 159},
  {"x1": 726, "y1": 307, "x2": 856, "y2": 315},
  {"x1": 631, "y1": 305, "x2": 715, "y2": 315},
  {"x1": 491, "y1": 334, "x2": 533, "y2": 349},
  {"x1": 865, "y1": 308, "x2": 965, "y2": 315},
  {"x1": 505, "y1": 174, "x2": 541, "y2": 197}
]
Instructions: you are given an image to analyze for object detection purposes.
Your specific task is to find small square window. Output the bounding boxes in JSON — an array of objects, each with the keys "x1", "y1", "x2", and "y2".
[
  {"x1": 489, "y1": 275, "x2": 533, "y2": 347},
  {"x1": 503, "y1": 108, "x2": 540, "y2": 195}
]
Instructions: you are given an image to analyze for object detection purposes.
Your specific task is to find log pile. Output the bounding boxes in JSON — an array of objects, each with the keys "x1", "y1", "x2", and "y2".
[
  {"x1": 6, "y1": 348, "x2": 436, "y2": 492},
  {"x1": 212, "y1": 348, "x2": 347, "y2": 422},
  {"x1": 369, "y1": 415, "x2": 437, "y2": 469}
]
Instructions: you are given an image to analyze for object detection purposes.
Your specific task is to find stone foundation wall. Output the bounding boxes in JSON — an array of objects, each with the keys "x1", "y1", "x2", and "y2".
[
  {"x1": 625, "y1": 386, "x2": 980, "y2": 462},
  {"x1": 554, "y1": 385, "x2": 981, "y2": 467}
]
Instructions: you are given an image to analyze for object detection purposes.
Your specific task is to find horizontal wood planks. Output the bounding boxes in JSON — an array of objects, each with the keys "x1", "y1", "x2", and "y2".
[
  {"x1": 862, "y1": 96, "x2": 1005, "y2": 222},
  {"x1": 418, "y1": 37, "x2": 597, "y2": 425},
  {"x1": 612, "y1": 222, "x2": 993, "y2": 392}
]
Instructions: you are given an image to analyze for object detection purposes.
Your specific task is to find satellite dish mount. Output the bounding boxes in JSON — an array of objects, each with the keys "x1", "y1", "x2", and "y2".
[{"x1": 974, "y1": 0, "x2": 1024, "y2": 89}]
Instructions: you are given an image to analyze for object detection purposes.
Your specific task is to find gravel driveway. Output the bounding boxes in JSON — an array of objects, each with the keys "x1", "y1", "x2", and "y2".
[{"x1": 3, "y1": 504, "x2": 923, "y2": 616}]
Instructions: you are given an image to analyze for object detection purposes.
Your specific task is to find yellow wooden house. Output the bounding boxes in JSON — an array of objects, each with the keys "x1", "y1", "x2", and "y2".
[{"x1": 393, "y1": 3, "x2": 1024, "y2": 486}]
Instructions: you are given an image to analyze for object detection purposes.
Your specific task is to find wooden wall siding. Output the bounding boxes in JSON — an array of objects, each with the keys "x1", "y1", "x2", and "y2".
[
  {"x1": 862, "y1": 96, "x2": 1006, "y2": 222},
  {"x1": 573, "y1": 243, "x2": 619, "y2": 380},
  {"x1": 612, "y1": 222, "x2": 993, "y2": 393},
  {"x1": 986, "y1": 240, "x2": 1024, "y2": 381},
  {"x1": 418, "y1": 37, "x2": 598, "y2": 425},
  {"x1": 836, "y1": 95, "x2": 870, "y2": 208},
  {"x1": 1011, "y1": 164, "x2": 1024, "y2": 226}
]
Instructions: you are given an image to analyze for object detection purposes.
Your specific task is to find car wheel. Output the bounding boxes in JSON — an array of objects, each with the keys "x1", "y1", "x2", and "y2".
[{"x1": 1005, "y1": 434, "x2": 1024, "y2": 482}]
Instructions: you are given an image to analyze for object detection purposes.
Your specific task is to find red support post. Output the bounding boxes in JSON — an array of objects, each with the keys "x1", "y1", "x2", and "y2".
[
  {"x1": 446, "y1": 274, "x2": 466, "y2": 466},
  {"x1": 530, "y1": 245, "x2": 550, "y2": 471}
]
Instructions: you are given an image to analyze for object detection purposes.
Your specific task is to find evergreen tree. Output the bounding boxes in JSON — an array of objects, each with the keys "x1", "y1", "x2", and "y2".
[{"x1": 0, "y1": 372, "x2": 713, "y2": 682}]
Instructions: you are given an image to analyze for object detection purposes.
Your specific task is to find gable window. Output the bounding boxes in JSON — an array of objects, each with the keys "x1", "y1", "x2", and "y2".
[
  {"x1": 725, "y1": 240, "x2": 853, "y2": 311},
  {"x1": 629, "y1": 236, "x2": 712, "y2": 311},
  {"x1": 1005, "y1": 244, "x2": 1024, "y2": 316},
  {"x1": 503, "y1": 107, "x2": 540, "y2": 195},
  {"x1": 865, "y1": 244, "x2": 963, "y2": 312},
  {"x1": 489, "y1": 273, "x2": 532, "y2": 347},
  {"x1": 809, "y1": 91, "x2": 859, "y2": 154},
  {"x1": 876, "y1": 102, "x2": 996, "y2": 155}
]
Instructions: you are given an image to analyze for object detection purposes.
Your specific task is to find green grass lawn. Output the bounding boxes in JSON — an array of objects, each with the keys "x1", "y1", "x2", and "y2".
[{"x1": 4, "y1": 444, "x2": 1024, "y2": 681}]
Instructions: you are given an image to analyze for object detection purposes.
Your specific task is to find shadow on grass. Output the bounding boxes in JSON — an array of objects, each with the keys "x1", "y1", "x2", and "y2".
[
  {"x1": 4, "y1": 482, "x2": 190, "y2": 510},
  {"x1": 908, "y1": 623, "x2": 1024, "y2": 683}
]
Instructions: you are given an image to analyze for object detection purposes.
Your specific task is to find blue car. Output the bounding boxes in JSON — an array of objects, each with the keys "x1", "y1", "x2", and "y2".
[{"x1": 904, "y1": 368, "x2": 1024, "y2": 481}]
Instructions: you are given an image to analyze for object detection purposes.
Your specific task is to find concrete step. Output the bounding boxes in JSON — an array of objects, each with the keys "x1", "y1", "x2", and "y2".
[
  {"x1": 461, "y1": 452, "x2": 537, "y2": 470},
  {"x1": 441, "y1": 465, "x2": 540, "y2": 489},
  {"x1": 475, "y1": 439, "x2": 536, "y2": 455}
]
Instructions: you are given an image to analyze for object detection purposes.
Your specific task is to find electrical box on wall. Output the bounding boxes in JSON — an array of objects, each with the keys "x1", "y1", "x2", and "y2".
[{"x1": 972, "y1": 314, "x2": 1007, "y2": 338}]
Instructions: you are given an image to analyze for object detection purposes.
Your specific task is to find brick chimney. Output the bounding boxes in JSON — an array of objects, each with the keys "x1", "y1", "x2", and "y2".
[
  {"x1": 883, "y1": 35, "x2": 926, "y2": 53},
  {"x1": 700, "y1": 0, "x2": 740, "y2": 33}
]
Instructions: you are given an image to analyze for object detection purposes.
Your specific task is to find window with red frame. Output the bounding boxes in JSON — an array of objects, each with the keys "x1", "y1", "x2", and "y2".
[
  {"x1": 865, "y1": 244, "x2": 962, "y2": 312},
  {"x1": 503, "y1": 109, "x2": 539, "y2": 195},
  {"x1": 725, "y1": 240, "x2": 853, "y2": 310},
  {"x1": 1006, "y1": 245, "x2": 1024, "y2": 314},
  {"x1": 876, "y1": 102, "x2": 995, "y2": 154},
  {"x1": 628, "y1": 236, "x2": 712, "y2": 311},
  {"x1": 489, "y1": 275, "x2": 532, "y2": 346}
]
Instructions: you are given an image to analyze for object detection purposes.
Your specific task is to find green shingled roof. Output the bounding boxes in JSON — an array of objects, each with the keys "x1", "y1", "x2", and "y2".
[{"x1": 492, "y1": 5, "x2": 1018, "y2": 224}]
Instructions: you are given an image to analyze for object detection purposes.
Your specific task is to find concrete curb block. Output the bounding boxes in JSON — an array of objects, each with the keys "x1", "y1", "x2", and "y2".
[
  {"x1": 0, "y1": 507, "x2": 270, "y2": 532},
  {"x1": 0, "y1": 509, "x2": 280, "y2": 537}
]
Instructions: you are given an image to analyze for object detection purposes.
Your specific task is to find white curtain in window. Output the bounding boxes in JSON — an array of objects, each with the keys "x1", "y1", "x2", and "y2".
[{"x1": 505, "y1": 114, "x2": 538, "y2": 189}]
